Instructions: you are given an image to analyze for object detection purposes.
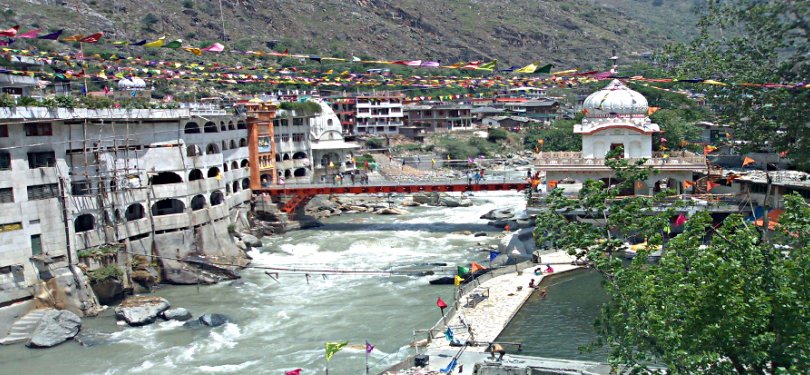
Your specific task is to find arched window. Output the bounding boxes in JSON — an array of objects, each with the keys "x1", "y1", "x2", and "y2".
[
  {"x1": 225, "y1": 185, "x2": 231, "y2": 195},
  {"x1": 125, "y1": 203, "x2": 145, "y2": 221},
  {"x1": 327, "y1": 118, "x2": 333, "y2": 126},
  {"x1": 228, "y1": 121, "x2": 236, "y2": 130},
  {"x1": 188, "y1": 169, "x2": 204, "y2": 181},
  {"x1": 190, "y1": 195, "x2": 206, "y2": 211},
  {"x1": 151, "y1": 199, "x2": 185, "y2": 216},
  {"x1": 241, "y1": 159, "x2": 249, "y2": 168},
  {"x1": 292, "y1": 151, "x2": 307, "y2": 160},
  {"x1": 151, "y1": 172, "x2": 182, "y2": 185},
  {"x1": 231, "y1": 161, "x2": 239, "y2": 170},
  {"x1": 232, "y1": 181, "x2": 240, "y2": 193},
  {"x1": 206, "y1": 143, "x2": 220, "y2": 154},
  {"x1": 284, "y1": 169, "x2": 292, "y2": 178},
  {"x1": 221, "y1": 140, "x2": 227, "y2": 151},
  {"x1": 230, "y1": 140, "x2": 237, "y2": 149},
  {"x1": 207, "y1": 167, "x2": 220, "y2": 178},
  {"x1": 239, "y1": 138, "x2": 247, "y2": 147},
  {"x1": 186, "y1": 144, "x2": 202, "y2": 157},
  {"x1": 241, "y1": 178, "x2": 250, "y2": 189},
  {"x1": 184, "y1": 122, "x2": 200, "y2": 134},
  {"x1": 222, "y1": 163, "x2": 229, "y2": 172},
  {"x1": 293, "y1": 168, "x2": 307, "y2": 177},
  {"x1": 220, "y1": 121, "x2": 227, "y2": 132},
  {"x1": 204, "y1": 122, "x2": 218, "y2": 133},
  {"x1": 275, "y1": 154, "x2": 281, "y2": 162},
  {"x1": 74, "y1": 214, "x2": 95, "y2": 232},
  {"x1": 282, "y1": 153, "x2": 291, "y2": 161},
  {"x1": 237, "y1": 121, "x2": 247, "y2": 130},
  {"x1": 210, "y1": 190, "x2": 224, "y2": 206}
]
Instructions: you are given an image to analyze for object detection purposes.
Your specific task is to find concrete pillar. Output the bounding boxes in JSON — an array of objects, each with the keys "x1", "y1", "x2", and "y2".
[{"x1": 245, "y1": 102, "x2": 277, "y2": 190}]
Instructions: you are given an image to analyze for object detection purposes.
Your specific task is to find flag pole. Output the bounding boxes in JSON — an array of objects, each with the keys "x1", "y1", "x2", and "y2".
[{"x1": 365, "y1": 349, "x2": 369, "y2": 375}]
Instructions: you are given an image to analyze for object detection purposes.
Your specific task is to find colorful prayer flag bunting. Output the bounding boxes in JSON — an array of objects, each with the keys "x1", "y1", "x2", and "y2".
[{"x1": 325, "y1": 341, "x2": 348, "y2": 361}]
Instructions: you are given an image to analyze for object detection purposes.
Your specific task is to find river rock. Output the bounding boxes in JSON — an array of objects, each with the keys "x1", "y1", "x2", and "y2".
[
  {"x1": 412, "y1": 192, "x2": 439, "y2": 205},
  {"x1": 481, "y1": 208, "x2": 516, "y2": 220},
  {"x1": 240, "y1": 234, "x2": 262, "y2": 248},
  {"x1": 74, "y1": 330, "x2": 118, "y2": 347},
  {"x1": 26, "y1": 309, "x2": 81, "y2": 348},
  {"x1": 199, "y1": 313, "x2": 230, "y2": 327},
  {"x1": 474, "y1": 232, "x2": 487, "y2": 237},
  {"x1": 458, "y1": 198, "x2": 473, "y2": 207},
  {"x1": 91, "y1": 277, "x2": 124, "y2": 305},
  {"x1": 401, "y1": 200, "x2": 421, "y2": 207},
  {"x1": 114, "y1": 296, "x2": 171, "y2": 326},
  {"x1": 438, "y1": 195, "x2": 462, "y2": 207},
  {"x1": 378, "y1": 207, "x2": 408, "y2": 215},
  {"x1": 162, "y1": 308, "x2": 192, "y2": 321}
]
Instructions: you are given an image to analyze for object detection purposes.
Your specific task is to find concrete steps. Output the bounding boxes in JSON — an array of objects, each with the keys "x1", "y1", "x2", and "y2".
[{"x1": 0, "y1": 309, "x2": 49, "y2": 345}]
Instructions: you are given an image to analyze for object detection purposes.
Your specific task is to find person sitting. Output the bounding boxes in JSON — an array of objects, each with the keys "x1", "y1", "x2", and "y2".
[
  {"x1": 528, "y1": 279, "x2": 536, "y2": 289},
  {"x1": 545, "y1": 264, "x2": 554, "y2": 273},
  {"x1": 534, "y1": 267, "x2": 542, "y2": 276}
]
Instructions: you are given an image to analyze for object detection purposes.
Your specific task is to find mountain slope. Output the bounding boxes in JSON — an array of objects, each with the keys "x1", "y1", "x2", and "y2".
[{"x1": 2, "y1": 0, "x2": 699, "y2": 68}]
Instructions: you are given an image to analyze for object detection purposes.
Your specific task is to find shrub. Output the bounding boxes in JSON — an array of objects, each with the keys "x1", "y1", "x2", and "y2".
[
  {"x1": 365, "y1": 137, "x2": 385, "y2": 149},
  {"x1": 0, "y1": 94, "x2": 17, "y2": 107},
  {"x1": 355, "y1": 153, "x2": 375, "y2": 164},
  {"x1": 17, "y1": 96, "x2": 40, "y2": 107},
  {"x1": 487, "y1": 128, "x2": 509, "y2": 143},
  {"x1": 87, "y1": 264, "x2": 122, "y2": 283}
]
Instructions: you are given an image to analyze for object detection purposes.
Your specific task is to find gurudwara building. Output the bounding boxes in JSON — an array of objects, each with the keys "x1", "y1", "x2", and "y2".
[{"x1": 536, "y1": 80, "x2": 705, "y2": 194}]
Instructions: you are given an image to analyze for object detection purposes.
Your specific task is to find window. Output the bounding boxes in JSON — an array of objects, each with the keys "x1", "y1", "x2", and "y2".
[
  {"x1": 0, "y1": 187, "x2": 13, "y2": 203},
  {"x1": 27, "y1": 184, "x2": 58, "y2": 200},
  {"x1": 293, "y1": 118, "x2": 304, "y2": 126},
  {"x1": 71, "y1": 181, "x2": 92, "y2": 196},
  {"x1": 0, "y1": 151, "x2": 9, "y2": 170},
  {"x1": 30, "y1": 234, "x2": 42, "y2": 256},
  {"x1": 0, "y1": 124, "x2": 7, "y2": 137},
  {"x1": 24, "y1": 123, "x2": 52, "y2": 136},
  {"x1": 28, "y1": 151, "x2": 56, "y2": 168}
]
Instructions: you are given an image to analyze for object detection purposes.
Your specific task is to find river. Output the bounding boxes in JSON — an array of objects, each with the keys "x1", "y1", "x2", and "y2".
[{"x1": 0, "y1": 191, "x2": 606, "y2": 374}]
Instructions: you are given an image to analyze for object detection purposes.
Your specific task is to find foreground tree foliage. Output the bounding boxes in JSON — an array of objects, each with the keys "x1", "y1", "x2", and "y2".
[
  {"x1": 663, "y1": 0, "x2": 810, "y2": 170},
  {"x1": 535, "y1": 148, "x2": 809, "y2": 373}
]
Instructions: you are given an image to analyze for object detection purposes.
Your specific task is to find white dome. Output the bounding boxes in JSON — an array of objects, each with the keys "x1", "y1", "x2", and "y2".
[
  {"x1": 118, "y1": 77, "x2": 146, "y2": 90},
  {"x1": 582, "y1": 79, "x2": 648, "y2": 117}
]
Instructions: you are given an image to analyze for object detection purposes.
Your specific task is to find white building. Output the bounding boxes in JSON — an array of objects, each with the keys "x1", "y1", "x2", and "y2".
[
  {"x1": 354, "y1": 95, "x2": 404, "y2": 135},
  {"x1": 309, "y1": 100, "x2": 360, "y2": 182},
  {"x1": 537, "y1": 80, "x2": 705, "y2": 195},
  {"x1": 0, "y1": 106, "x2": 252, "y2": 323}
]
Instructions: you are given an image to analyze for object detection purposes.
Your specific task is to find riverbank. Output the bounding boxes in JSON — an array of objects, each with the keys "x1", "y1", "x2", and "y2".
[{"x1": 382, "y1": 251, "x2": 583, "y2": 374}]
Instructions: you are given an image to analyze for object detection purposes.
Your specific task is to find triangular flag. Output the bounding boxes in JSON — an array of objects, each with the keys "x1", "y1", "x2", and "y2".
[
  {"x1": 470, "y1": 262, "x2": 486, "y2": 273},
  {"x1": 163, "y1": 39, "x2": 182, "y2": 48},
  {"x1": 325, "y1": 341, "x2": 348, "y2": 361},
  {"x1": 183, "y1": 47, "x2": 203, "y2": 56},
  {"x1": 675, "y1": 213, "x2": 688, "y2": 226},
  {"x1": 365, "y1": 340, "x2": 374, "y2": 354},
  {"x1": 703, "y1": 145, "x2": 717, "y2": 155},
  {"x1": 144, "y1": 37, "x2": 166, "y2": 48},
  {"x1": 38, "y1": 29, "x2": 63, "y2": 40},
  {"x1": 0, "y1": 25, "x2": 19, "y2": 37},
  {"x1": 457, "y1": 266, "x2": 470, "y2": 276},
  {"x1": 489, "y1": 251, "x2": 500, "y2": 262},
  {"x1": 79, "y1": 32, "x2": 104, "y2": 43},
  {"x1": 202, "y1": 42, "x2": 225, "y2": 52},
  {"x1": 61, "y1": 34, "x2": 84, "y2": 42},
  {"x1": 535, "y1": 63, "x2": 554, "y2": 74},
  {"x1": 515, "y1": 62, "x2": 538, "y2": 74},
  {"x1": 742, "y1": 156, "x2": 756, "y2": 167},
  {"x1": 18, "y1": 29, "x2": 41, "y2": 39},
  {"x1": 454, "y1": 275, "x2": 463, "y2": 287},
  {"x1": 284, "y1": 369, "x2": 302, "y2": 375},
  {"x1": 436, "y1": 297, "x2": 448, "y2": 309},
  {"x1": 706, "y1": 181, "x2": 719, "y2": 191},
  {"x1": 683, "y1": 180, "x2": 694, "y2": 189},
  {"x1": 475, "y1": 60, "x2": 497, "y2": 71},
  {"x1": 444, "y1": 327, "x2": 454, "y2": 342}
]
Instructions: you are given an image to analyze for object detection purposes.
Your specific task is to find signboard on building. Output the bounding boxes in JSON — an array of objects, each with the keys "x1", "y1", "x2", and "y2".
[{"x1": 258, "y1": 136, "x2": 272, "y2": 153}]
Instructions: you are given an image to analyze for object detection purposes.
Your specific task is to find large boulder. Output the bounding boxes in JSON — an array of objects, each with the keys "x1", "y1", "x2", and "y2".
[
  {"x1": 91, "y1": 278, "x2": 124, "y2": 305},
  {"x1": 240, "y1": 234, "x2": 262, "y2": 248},
  {"x1": 378, "y1": 207, "x2": 408, "y2": 215},
  {"x1": 412, "y1": 192, "x2": 439, "y2": 205},
  {"x1": 162, "y1": 308, "x2": 192, "y2": 321},
  {"x1": 199, "y1": 313, "x2": 230, "y2": 327},
  {"x1": 438, "y1": 195, "x2": 461, "y2": 207},
  {"x1": 114, "y1": 296, "x2": 170, "y2": 326},
  {"x1": 480, "y1": 208, "x2": 516, "y2": 220},
  {"x1": 26, "y1": 309, "x2": 81, "y2": 348}
]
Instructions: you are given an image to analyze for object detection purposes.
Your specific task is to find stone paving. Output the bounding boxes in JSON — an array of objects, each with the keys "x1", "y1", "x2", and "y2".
[{"x1": 428, "y1": 251, "x2": 580, "y2": 353}]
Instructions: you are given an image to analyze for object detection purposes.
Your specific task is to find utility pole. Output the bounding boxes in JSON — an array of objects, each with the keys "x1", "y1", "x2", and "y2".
[{"x1": 218, "y1": 0, "x2": 227, "y2": 41}]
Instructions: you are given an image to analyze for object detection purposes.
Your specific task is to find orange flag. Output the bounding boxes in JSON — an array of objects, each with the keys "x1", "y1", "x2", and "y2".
[
  {"x1": 706, "y1": 181, "x2": 719, "y2": 191},
  {"x1": 683, "y1": 180, "x2": 694, "y2": 189},
  {"x1": 61, "y1": 34, "x2": 84, "y2": 42},
  {"x1": 742, "y1": 156, "x2": 756, "y2": 167},
  {"x1": 470, "y1": 262, "x2": 487, "y2": 273},
  {"x1": 703, "y1": 145, "x2": 717, "y2": 155},
  {"x1": 725, "y1": 174, "x2": 740, "y2": 184}
]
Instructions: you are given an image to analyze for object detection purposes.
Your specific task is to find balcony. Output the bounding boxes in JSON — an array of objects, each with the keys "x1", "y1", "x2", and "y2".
[{"x1": 534, "y1": 151, "x2": 706, "y2": 171}]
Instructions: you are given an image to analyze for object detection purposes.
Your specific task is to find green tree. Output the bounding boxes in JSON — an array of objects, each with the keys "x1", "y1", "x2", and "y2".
[
  {"x1": 663, "y1": 0, "x2": 810, "y2": 170},
  {"x1": 141, "y1": 13, "x2": 160, "y2": 32},
  {"x1": 487, "y1": 128, "x2": 509, "y2": 143},
  {"x1": 523, "y1": 119, "x2": 581, "y2": 152},
  {"x1": 536, "y1": 148, "x2": 810, "y2": 373},
  {"x1": 650, "y1": 109, "x2": 702, "y2": 152}
]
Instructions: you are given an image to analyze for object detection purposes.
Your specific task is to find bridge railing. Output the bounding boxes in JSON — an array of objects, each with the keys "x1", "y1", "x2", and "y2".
[{"x1": 260, "y1": 169, "x2": 531, "y2": 190}]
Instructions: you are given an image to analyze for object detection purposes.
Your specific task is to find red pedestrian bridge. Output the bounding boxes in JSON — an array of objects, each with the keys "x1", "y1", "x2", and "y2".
[{"x1": 253, "y1": 177, "x2": 531, "y2": 214}]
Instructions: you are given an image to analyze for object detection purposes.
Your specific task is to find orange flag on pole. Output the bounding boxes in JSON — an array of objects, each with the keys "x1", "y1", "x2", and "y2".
[
  {"x1": 470, "y1": 262, "x2": 486, "y2": 273},
  {"x1": 683, "y1": 180, "x2": 694, "y2": 189},
  {"x1": 703, "y1": 145, "x2": 717, "y2": 155},
  {"x1": 707, "y1": 181, "x2": 719, "y2": 191},
  {"x1": 742, "y1": 156, "x2": 756, "y2": 167}
]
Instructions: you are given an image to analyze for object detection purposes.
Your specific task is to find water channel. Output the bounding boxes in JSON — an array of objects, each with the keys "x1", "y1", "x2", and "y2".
[{"x1": 0, "y1": 191, "x2": 607, "y2": 374}]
